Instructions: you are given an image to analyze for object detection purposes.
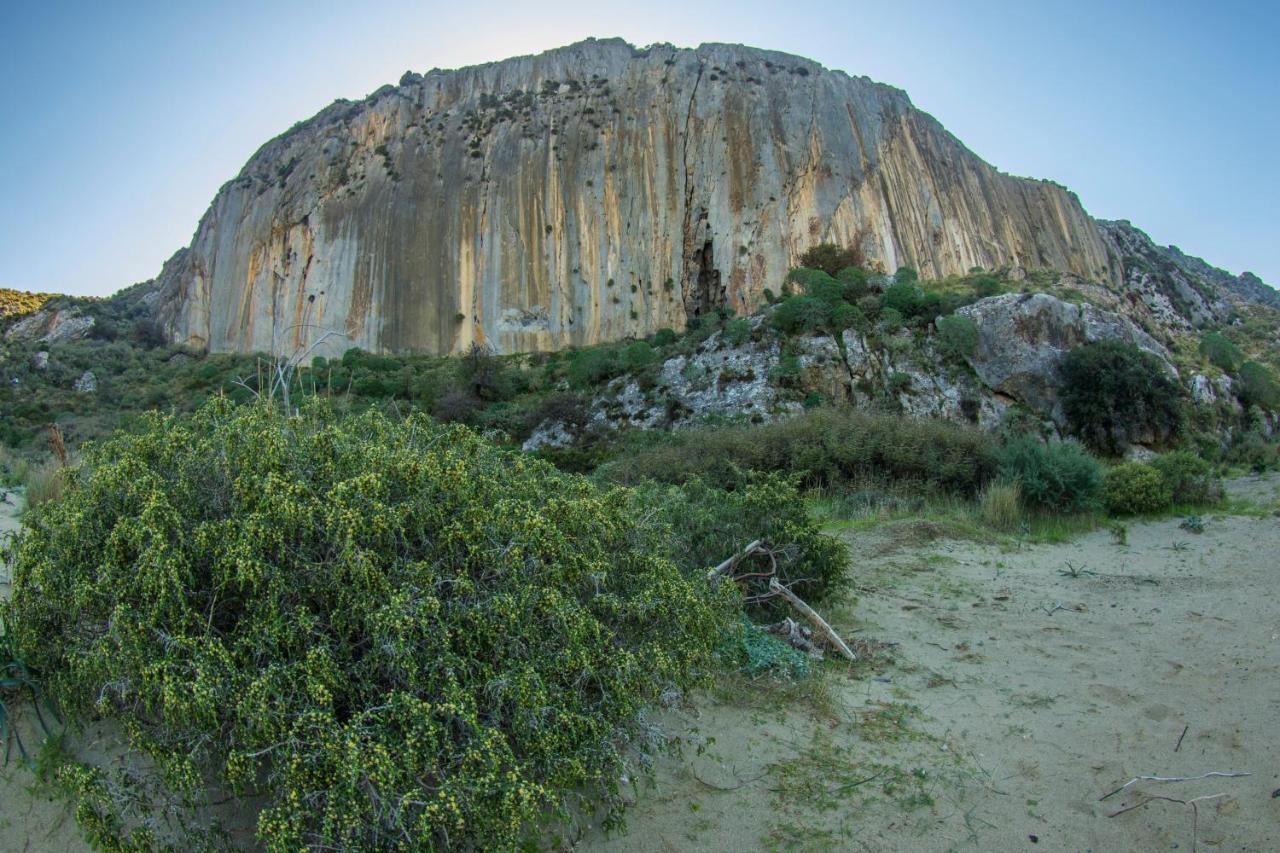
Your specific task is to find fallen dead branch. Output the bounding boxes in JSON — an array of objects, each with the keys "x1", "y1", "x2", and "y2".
[
  {"x1": 769, "y1": 577, "x2": 857, "y2": 662},
  {"x1": 708, "y1": 539, "x2": 857, "y2": 663},
  {"x1": 707, "y1": 539, "x2": 764, "y2": 586},
  {"x1": 1174, "y1": 725, "x2": 1189, "y2": 752}
]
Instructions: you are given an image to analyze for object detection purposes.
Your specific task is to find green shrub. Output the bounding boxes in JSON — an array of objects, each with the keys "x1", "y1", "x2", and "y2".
[
  {"x1": 637, "y1": 473, "x2": 846, "y2": 607},
  {"x1": 798, "y1": 243, "x2": 862, "y2": 277},
  {"x1": 878, "y1": 306, "x2": 904, "y2": 333},
  {"x1": 601, "y1": 408, "x2": 996, "y2": 497},
  {"x1": 786, "y1": 268, "x2": 841, "y2": 301},
  {"x1": 1227, "y1": 429, "x2": 1279, "y2": 471},
  {"x1": 566, "y1": 347, "x2": 621, "y2": 387},
  {"x1": 651, "y1": 328, "x2": 677, "y2": 347},
  {"x1": 970, "y1": 275, "x2": 1001, "y2": 298},
  {"x1": 1199, "y1": 332, "x2": 1243, "y2": 372},
  {"x1": 771, "y1": 295, "x2": 828, "y2": 335},
  {"x1": 620, "y1": 341, "x2": 658, "y2": 371},
  {"x1": 1238, "y1": 361, "x2": 1280, "y2": 410},
  {"x1": 1104, "y1": 462, "x2": 1173, "y2": 515},
  {"x1": 935, "y1": 315, "x2": 978, "y2": 360},
  {"x1": 5, "y1": 400, "x2": 730, "y2": 849},
  {"x1": 1150, "y1": 451, "x2": 1221, "y2": 505},
  {"x1": 881, "y1": 281, "x2": 926, "y2": 317},
  {"x1": 1060, "y1": 341, "x2": 1185, "y2": 455},
  {"x1": 723, "y1": 318, "x2": 752, "y2": 347},
  {"x1": 996, "y1": 437, "x2": 1104, "y2": 514},
  {"x1": 836, "y1": 266, "x2": 870, "y2": 301}
]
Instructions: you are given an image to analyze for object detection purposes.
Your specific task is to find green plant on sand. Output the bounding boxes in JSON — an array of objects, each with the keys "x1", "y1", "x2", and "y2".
[{"x1": 3, "y1": 399, "x2": 734, "y2": 849}]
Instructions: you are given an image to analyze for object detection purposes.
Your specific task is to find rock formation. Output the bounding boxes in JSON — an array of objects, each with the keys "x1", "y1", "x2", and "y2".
[
  {"x1": 152, "y1": 39, "x2": 1128, "y2": 357},
  {"x1": 3, "y1": 306, "x2": 95, "y2": 346},
  {"x1": 149, "y1": 39, "x2": 1274, "y2": 358}
]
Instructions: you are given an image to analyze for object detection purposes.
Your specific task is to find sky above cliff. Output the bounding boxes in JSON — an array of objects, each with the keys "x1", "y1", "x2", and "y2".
[{"x1": 2, "y1": 0, "x2": 1276, "y2": 296}]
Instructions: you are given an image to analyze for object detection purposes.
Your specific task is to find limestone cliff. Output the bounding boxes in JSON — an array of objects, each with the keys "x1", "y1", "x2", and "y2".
[{"x1": 150, "y1": 38, "x2": 1259, "y2": 357}]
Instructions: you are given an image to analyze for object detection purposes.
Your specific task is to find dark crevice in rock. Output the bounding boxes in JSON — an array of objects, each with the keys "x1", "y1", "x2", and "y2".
[
  {"x1": 685, "y1": 237, "x2": 724, "y2": 318},
  {"x1": 679, "y1": 58, "x2": 706, "y2": 321}
]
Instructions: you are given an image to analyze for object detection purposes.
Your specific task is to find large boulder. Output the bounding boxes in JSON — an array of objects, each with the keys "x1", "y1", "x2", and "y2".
[{"x1": 956, "y1": 292, "x2": 1174, "y2": 424}]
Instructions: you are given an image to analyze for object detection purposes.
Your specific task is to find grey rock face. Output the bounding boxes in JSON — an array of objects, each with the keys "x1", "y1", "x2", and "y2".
[
  {"x1": 154, "y1": 39, "x2": 1119, "y2": 358},
  {"x1": 956, "y1": 292, "x2": 1174, "y2": 423},
  {"x1": 1097, "y1": 220, "x2": 1279, "y2": 325},
  {"x1": 31, "y1": 351, "x2": 49, "y2": 370},
  {"x1": 73, "y1": 370, "x2": 97, "y2": 393},
  {"x1": 4, "y1": 307, "x2": 95, "y2": 345}
]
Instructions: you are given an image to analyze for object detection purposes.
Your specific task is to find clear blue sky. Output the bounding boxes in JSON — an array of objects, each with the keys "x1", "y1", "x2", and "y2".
[{"x1": 2, "y1": 0, "x2": 1277, "y2": 296}]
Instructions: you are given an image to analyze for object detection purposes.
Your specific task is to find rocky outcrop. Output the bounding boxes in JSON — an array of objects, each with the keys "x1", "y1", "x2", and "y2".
[
  {"x1": 955, "y1": 292, "x2": 1173, "y2": 424},
  {"x1": 3, "y1": 307, "x2": 95, "y2": 346},
  {"x1": 154, "y1": 39, "x2": 1122, "y2": 358},
  {"x1": 1097, "y1": 220, "x2": 1280, "y2": 329}
]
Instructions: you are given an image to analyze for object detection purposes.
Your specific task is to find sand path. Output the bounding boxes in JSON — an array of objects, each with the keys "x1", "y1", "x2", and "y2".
[{"x1": 583, "y1": 474, "x2": 1280, "y2": 851}]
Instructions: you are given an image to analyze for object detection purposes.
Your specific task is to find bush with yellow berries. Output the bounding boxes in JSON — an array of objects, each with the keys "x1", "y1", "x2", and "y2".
[{"x1": 4, "y1": 398, "x2": 736, "y2": 849}]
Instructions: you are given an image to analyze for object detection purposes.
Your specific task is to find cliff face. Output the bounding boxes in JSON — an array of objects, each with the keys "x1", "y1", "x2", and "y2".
[{"x1": 154, "y1": 39, "x2": 1127, "y2": 356}]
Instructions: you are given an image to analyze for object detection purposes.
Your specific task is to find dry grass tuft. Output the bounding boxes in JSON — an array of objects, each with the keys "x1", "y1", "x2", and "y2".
[{"x1": 980, "y1": 480, "x2": 1023, "y2": 531}]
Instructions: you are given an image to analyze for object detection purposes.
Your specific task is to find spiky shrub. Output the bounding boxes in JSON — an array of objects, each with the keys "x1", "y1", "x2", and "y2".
[
  {"x1": 1104, "y1": 462, "x2": 1173, "y2": 515},
  {"x1": 4, "y1": 399, "x2": 731, "y2": 849}
]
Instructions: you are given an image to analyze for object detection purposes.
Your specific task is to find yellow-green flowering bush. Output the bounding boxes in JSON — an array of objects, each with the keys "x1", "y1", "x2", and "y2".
[
  {"x1": 1104, "y1": 462, "x2": 1173, "y2": 515},
  {"x1": 5, "y1": 399, "x2": 733, "y2": 849}
]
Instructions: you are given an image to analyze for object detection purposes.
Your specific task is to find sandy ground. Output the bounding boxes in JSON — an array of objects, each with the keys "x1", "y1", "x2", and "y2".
[
  {"x1": 3, "y1": 477, "x2": 1278, "y2": 851},
  {"x1": 580, "y1": 474, "x2": 1280, "y2": 852}
]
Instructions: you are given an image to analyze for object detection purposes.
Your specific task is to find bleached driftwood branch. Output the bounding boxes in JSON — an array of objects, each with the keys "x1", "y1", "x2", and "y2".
[{"x1": 768, "y1": 577, "x2": 857, "y2": 662}]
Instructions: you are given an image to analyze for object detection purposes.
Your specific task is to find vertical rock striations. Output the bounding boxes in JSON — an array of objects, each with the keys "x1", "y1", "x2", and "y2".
[{"x1": 152, "y1": 39, "x2": 1149, "y2": 356}]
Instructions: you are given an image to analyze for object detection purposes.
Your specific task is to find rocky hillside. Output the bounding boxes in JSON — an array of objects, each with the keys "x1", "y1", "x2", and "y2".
[{"x1": 151, "y1": 38, "x2": 1145, "y2": 358}]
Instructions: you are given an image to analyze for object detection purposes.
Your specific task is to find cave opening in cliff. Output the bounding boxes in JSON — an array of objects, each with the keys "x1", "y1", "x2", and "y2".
[{"x1": 686, "y1": 239, "x2": 724, "y2": 318}]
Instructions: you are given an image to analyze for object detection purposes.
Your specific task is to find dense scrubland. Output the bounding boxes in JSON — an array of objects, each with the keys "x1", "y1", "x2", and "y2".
[{"x1": 2, "y1": 252, "x2": 1279, "y2": 849}]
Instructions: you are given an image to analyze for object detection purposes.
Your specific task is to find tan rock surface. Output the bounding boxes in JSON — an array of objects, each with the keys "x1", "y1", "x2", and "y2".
[{"x1": 155, "y1": 39, "x2": 1121, "y2": 357}]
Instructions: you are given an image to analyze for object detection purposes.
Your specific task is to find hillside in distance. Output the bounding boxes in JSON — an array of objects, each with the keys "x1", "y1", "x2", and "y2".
[{"x1": 147, "y1": 38, "x2": 1273, "y2": 357}]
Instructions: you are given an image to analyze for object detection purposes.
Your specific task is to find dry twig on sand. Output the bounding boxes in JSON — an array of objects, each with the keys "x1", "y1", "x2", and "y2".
[
  {"x1": 1106, "y1": 793, "x2": 1230, "y2": 853},
  {"x1": 1099, "y1": 771, "x2": 1251, "y2": 801},
  {"x1": 1102, "y1": 772, "x2": 1250, "y2": 853}
]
